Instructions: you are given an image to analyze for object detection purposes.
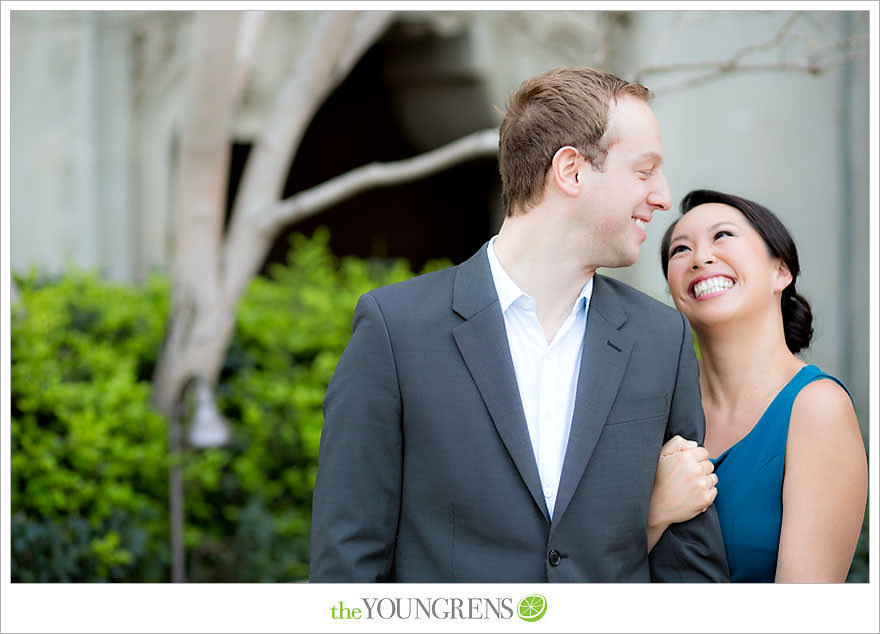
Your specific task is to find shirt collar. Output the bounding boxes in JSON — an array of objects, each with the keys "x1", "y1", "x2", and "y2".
[
  {"x1": 487, "y1": 236, "x2": 525, "y2": 313},
  {"x1": 487, "y1": 236, "x2": 594, "y2": 316}
]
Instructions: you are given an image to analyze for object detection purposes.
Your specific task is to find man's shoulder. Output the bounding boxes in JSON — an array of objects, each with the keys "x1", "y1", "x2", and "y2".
[
  {"x1": 367, "y1": 243, "x2": 489, "y2": 309},
  {"x1": 593, "y1": 275, "x2": 686, "y2": 336},
  {"x1": 367, "y1": 264, "x2": 458, "y2": 308}
]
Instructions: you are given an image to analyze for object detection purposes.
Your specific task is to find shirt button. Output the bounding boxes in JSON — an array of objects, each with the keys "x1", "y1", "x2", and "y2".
[
  {"x1": 548, "y1": 549, "x2": 561, "y2": 566},
  {"x1": 543, "y1": 486, "x2": 553, "y2": 498}
]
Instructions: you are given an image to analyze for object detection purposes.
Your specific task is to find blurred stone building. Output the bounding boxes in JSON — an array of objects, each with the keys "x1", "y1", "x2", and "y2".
[{"x1": 8, "y1": 9, "x2": 871, "y2": 428}]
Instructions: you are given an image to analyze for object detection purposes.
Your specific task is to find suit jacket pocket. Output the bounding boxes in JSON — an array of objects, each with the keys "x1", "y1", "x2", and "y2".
[{"x1": 605, "y1": 393, "x2": 669, "y2": 426}]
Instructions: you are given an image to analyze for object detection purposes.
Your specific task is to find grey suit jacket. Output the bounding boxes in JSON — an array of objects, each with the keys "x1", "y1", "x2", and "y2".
[{"x1": 310, "y1": 244, "x2": 728, "y2": 582}]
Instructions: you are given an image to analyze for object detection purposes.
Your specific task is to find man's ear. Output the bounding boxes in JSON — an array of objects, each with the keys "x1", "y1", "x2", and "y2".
[
  {"x1": 773, "y1": 259, "x2": 793, "y2": 292},
  {"x1": 551, "y1": 146, "x2": 582, "y2": 196}
]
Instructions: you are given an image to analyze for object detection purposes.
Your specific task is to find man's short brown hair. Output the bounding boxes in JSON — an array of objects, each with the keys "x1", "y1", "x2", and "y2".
[{"x1": 497, "y1": 67, "x2": 652, "y2": 216}]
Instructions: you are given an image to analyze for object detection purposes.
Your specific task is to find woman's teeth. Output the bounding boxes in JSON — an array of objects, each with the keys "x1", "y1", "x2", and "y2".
[{"x1": 693, "y1": 276, "x2": 734, "y2": 298}]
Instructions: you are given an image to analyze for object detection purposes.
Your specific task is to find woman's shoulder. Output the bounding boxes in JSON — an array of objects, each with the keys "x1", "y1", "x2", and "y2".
[
  {"x1": 788, "y1": 368, "x2": 859, "y2": 446},
  {"x1": 791, "y1": 368, "x2": 854, "y2": 420}
]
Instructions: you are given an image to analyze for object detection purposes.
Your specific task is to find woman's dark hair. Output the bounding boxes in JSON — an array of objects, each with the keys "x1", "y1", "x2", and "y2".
[{"x1": 659, "y1": 189, "x2": 813, "y2": 353}]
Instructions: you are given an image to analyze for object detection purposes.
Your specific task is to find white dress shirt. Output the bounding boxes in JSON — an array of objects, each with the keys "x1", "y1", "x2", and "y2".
[{"x1": 486, "y1": 237, "x2": 593, "y2": 519}]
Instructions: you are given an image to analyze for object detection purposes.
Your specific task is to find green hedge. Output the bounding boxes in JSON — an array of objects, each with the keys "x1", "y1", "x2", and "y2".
[
  {"x1": 11, "y1": 270, "x2": 171, "y2": 581},
  {"x1": 10, "y1": 229, "x2": 869, "y2": 582},
  {"x1": 11, "y1": 229, "x2": 447, "y2": 582}
]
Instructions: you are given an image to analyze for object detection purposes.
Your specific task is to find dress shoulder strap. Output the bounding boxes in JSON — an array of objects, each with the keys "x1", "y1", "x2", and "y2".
[
  {"x1": 754, "y1": 365, "x2": 851, "y2": 457},
  {"x1": 780, "y1": 364, "x2": 852, "y2": 405}
]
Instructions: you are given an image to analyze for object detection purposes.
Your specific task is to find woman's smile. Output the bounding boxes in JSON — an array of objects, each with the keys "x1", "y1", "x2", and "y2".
[{"x1": 690, "y1": 274, "x2": 736, "y2": 300}]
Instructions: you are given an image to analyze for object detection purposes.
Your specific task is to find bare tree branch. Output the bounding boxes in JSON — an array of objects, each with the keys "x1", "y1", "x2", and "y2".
[
  {"x1": 231, "y1": 10, "x2": 269, "y2": 111},
  {"x1": 258, "y1": 128, "x2": 500, "y2": 234},
  {"x1": 228, "y1": 12, "x2": 361, "y2": 227},
  {"x1": 729, "y1": 11, "x2": 801, "y2": 65},
  {"x1": 634, "y1": 40, "x2": 865, "y2": 79},
  {"x1": 334, "y1": 11, "x2": 394, "y2": 85},
  {"x1": 221, "y1": 11, "x2": 392, "y2": 315},
  {"x1": 647, "y1": 49, "x2": 867, "y2": 94},
  {"x1": 804, "y1": 33, "x2": 869, "y2": 62},
  {"x1": 292, "y1": 11, "x2": 359, "y2": 95},
  {"x1": 635, "y1": 12, "x2": 803, "y2": 82},
  {"x1": 632, "y1": 11, "x2": 867, "y2": 95}
]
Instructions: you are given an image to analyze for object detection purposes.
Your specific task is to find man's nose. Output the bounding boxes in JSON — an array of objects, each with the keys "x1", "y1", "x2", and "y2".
[{"x1": 648, "y1": 174, "x2": 672, "y2": 211}]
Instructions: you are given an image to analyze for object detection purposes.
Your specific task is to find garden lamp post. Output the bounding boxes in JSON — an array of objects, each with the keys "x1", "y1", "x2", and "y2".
[
  {"x1": 169, "y1": 375, "x2": 232, "y2": 582},
  {"x1": 188, "y1": 376, "x2": 232, "y2": 448}
]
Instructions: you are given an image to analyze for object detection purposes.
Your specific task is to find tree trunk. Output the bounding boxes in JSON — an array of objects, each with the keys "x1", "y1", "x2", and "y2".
[{"x1": 152, "y1": 12, "x2": 240, "y2": 415}]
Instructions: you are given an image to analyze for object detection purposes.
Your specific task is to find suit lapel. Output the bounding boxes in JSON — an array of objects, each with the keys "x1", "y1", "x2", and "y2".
[
  {"x1": 451, "y1": 246, "x2": 550, "y2": 523},
  {"x1": 553, "y1": 276, "x2": 633, "y2": 523}
]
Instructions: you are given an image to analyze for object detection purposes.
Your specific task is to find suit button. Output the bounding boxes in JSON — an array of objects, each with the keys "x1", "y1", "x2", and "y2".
[{"x1": 548, "y1": 549, "x2": 561, "y2": 566}]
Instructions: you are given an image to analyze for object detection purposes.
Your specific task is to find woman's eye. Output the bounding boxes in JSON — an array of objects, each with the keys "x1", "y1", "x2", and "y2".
[
  {"x1": 714, "y1": 230, "x2": 733, "y2": 240},
  {"x1": 670, "y1": 244, "x2": 690, "y2": 256}
]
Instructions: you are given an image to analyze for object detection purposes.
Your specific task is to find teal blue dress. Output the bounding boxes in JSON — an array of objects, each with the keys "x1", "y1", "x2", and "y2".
[{"x1": 709, "y1": 365, "x2": 850, "y2": 582}]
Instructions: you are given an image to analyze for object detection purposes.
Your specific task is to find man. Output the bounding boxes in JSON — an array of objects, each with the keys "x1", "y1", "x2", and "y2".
[{"x1": 310, "y1": 67, "x2": 728, "y2": 582}]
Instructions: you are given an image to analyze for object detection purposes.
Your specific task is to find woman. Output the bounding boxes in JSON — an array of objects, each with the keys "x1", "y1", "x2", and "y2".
[{"x1": 647, "y1": 189, "x2": 867, "y2": 582}]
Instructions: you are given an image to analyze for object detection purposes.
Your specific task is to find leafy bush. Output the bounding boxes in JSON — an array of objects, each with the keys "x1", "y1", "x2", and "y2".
[
  {"x1": 11, "y1": 271, "x2": 171, "y2": 581},
  {"x1": 11, "y1": 229, "x2": 446, "y2": 582}
]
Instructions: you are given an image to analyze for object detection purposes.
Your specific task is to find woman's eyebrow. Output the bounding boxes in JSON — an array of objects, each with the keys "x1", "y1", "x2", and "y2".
[{"x1": 670, "y1": 220, "x2": 740, "y2": 245}]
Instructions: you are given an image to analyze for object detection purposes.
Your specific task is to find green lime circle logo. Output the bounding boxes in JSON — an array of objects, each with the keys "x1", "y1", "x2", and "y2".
[{"x1": 517, "y1": 594, "x2": 547, "y2": 622}]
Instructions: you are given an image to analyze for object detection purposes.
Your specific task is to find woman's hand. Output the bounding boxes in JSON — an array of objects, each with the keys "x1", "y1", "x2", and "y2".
[{"x1": 647, "y1": 435, "x2": 718, "y2": 552}]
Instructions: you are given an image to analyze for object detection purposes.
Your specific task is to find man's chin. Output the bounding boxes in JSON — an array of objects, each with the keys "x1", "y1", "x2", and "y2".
[{"x1": 601, "y1": 250, "x2": 640, "y2": 270}]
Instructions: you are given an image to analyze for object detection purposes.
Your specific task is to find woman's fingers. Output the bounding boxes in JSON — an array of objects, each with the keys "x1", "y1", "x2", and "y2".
[{"x1": 661, "y1": 435, "x2": 698, "y2": 456}]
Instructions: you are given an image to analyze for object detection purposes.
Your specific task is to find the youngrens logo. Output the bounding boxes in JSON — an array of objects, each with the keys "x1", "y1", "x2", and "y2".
[{"x1": 329, "y1": 594, "x2": 547, "y2": 622}]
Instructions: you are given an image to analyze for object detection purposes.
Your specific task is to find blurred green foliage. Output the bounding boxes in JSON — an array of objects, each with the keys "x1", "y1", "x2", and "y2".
[
  {"x1": 11, "y1": 228, "x2": 448, "y2": 582},
  {"x1": 11, "y1": 270, "x2": 171, "y2": 581}
]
